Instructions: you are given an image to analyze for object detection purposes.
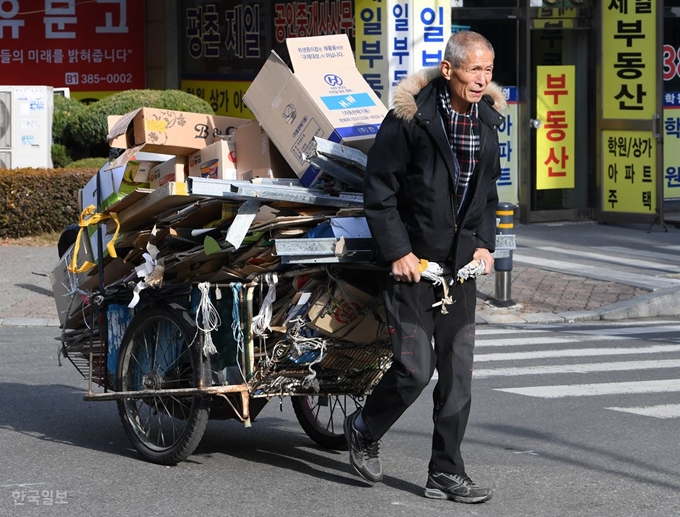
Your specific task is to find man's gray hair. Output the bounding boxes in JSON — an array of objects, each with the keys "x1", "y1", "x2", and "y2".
[{"x1": 443, "y1": 31, "x2": 495, "y2": 68}]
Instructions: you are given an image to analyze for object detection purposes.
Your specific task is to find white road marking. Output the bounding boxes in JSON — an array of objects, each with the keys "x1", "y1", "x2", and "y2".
[
  {"x1": 476, "y1": 335, "x2": 625, "y2": 347},
  {"x1": 475, "y1": 344, "x2": 680, "y2": 362},
  {"x1": 605, "y1": 404, "x2": 680, "y2": 419},
  {"x1": 538, "y1": 246, "x2": 680, "y2": 273},
  {"x1": 565, "y1": 325, "x2": 680, "y2": 336},
  {"x1": 496, "y1": 379, "x2": 680, "y2": 398},
  {"x1": 473, "y1": 359, "x2": 680, "y2": 378}
]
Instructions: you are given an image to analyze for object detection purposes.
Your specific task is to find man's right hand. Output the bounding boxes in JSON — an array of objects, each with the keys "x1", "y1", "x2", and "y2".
[{"x1": 391, "y1": 252, "x2": 421, "y2": 283}]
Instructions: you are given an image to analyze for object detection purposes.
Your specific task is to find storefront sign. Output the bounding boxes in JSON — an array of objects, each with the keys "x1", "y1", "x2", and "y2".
[
  {"x1": 498, "y1": 86, "x2": 518, "y2": 205},
  {"x1": 602, "y1": 131, "x2": 656, "y2": 213},
  {"x1": 602, "y1": 0, "x2": 656, "y2": 119},
  {"x1": 179, "y1": 0, "x2": 354, "y2": 117},
  {"x1": 535, "y1": 65, "x2": 575, "y2": 190},
  {"x1": 0, "y1": 0, "x2": 145, "y2": 100}
]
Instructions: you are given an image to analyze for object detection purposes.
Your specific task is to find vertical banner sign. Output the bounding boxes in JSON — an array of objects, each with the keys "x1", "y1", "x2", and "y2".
[
  {"x1": 412, "y1": 0, "x2": 450, "y2": 69},
  {"x1": 497, "y1": 86, "x2": 519, "y2": 205},
  {"x1": 536, "y1": 66, "x2": 575, "y2": 190},
  {"x1": 387, "y1": 0, "x2": 412, "y2": 106},
  {"x1": 0, "y1": 0, "x2": 145, "y2": 101},
  {"x1": 663, "y1": 26, "x2": 680, "y2": 201},
  {"x1": 601, "y1": 0, "x2": 657, "y2": 214},
  {"x1": 602, "y1": 0, "x2": 656, "y2": 119},
  {"x1": 603, "y1": 131, "x2": 656, "y2": 213},
  {"x1": 355, "y1": 0, "x2": 388, "y2": 105}
]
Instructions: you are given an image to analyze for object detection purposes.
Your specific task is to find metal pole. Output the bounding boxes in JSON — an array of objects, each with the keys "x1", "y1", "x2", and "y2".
[{"x1": 493, "y1": 202, "x2": 515, "y2": 307}]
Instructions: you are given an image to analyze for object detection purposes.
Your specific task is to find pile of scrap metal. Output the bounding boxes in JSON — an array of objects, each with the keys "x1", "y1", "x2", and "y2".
[{"x1": 52, "y1": 138, "x2": 392, "y2": 397}]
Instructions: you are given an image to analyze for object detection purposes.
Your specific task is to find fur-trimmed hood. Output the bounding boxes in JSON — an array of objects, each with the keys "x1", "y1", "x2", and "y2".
[{"x1": 392, "y1": 66, "x2": 507, "y2": 120}]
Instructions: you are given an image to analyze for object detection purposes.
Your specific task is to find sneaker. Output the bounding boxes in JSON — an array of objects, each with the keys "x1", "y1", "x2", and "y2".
[
  {"x1": 424, "y1": 472, "x2": 492, "y2": 504},
  {"x1": 343, "y1": 411, "x2": 383, "y2": 483}
]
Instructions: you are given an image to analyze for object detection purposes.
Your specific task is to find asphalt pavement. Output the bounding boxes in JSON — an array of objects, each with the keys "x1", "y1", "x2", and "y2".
[{"x1": 1, "y1": 220, "x2": 679, "y2": 327}]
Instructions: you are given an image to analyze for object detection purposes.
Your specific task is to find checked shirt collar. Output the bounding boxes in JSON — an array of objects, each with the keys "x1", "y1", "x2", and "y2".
[{"x1": 437, "y1": 80, "x2": 480, "y2": 216}]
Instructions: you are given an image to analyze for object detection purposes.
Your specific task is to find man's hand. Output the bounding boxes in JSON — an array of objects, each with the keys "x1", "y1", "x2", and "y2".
[
  {"x1": 473, "y1": 248, "x2": 494, "y2": 274},
  {"x1": 391, "y1": 252, "x2": 421, "y2": 283}
]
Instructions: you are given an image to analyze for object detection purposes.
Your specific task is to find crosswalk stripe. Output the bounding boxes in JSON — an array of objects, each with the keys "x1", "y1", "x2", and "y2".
[
  {"x1": 475, "y1": 344, "x2": 680, "y2": 362},
  {"x1": 473, "y1": 359, "x2": 680, "y2": 378},
  {"x1": 476, "y1": 335, "x2": 625, "y2": 347},
  {"x1": 496, "y1": 379, "x2": 680, "y2": 398},
  {"x1": 599, "y1": 246, "x2": 680, "y2": 265},
  {"x1": 566, "y1": 325, "x2": 680, "y2": 336},
  {"x1": 605, "y1": 404, "x2": 680, "y2": 419},
  {"x1": 537, "y1": 246, "x2": 680, "y2": 273},
  {"x1": 477, "y1": 328, "x2": 542, "y2": 336},
  {"x1": 513, "y1": 253, "x2": 680, "y2": 290}
]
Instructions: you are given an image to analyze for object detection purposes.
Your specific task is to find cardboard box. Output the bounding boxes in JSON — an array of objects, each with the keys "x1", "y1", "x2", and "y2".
[
  {"x1": 80, "y1": 164, "x2": 119, "y2": 212},
  {"x1": 188, "y1": 139, "x2": 237, "y2": 180},
  {"x1": 150, "y1": 156, "x2": 188, "y2": 189},
  {"x1": 306, "y1": 280, "x2": 385, "y2": 344},
  {"x1": 234, "y1": 120, "x2": 296, "y2": 181},
  {"x1": 107, "y1": 107, "x2": 249, "y2": 155},
  {"x1": 243, "y1": 34, "x2": 386, "y2": 187}
]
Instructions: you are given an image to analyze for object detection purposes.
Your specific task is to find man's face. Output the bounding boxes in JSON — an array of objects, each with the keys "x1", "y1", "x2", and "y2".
[{"x1": 441, "y1": 46, "x2": 494, "y2": 113}]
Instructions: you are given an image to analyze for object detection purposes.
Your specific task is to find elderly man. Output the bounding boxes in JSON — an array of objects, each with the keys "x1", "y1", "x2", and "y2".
[{"x1": 344, "y1": 30, "x2": 506, "y2": 504}]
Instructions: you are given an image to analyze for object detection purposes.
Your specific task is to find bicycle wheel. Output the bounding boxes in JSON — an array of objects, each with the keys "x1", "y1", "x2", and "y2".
[
  {"x1": 116, "y1": 304, "x2": 210, "y2": 465},
  {"x1": 291, "y1": 394, "x2": 363, "y2": 450}
]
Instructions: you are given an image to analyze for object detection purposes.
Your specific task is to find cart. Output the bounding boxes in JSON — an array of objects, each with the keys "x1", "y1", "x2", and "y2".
[{"x1": 55, "y1": 154, "x2": 393, "y2": 464}]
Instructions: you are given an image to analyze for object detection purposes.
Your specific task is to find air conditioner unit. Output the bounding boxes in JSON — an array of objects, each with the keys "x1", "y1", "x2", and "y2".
[{"x1": 0, "y1": 85, "x2": 54, "y2": 169}]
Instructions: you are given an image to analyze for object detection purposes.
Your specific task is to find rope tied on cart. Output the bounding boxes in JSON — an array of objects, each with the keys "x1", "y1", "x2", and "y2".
[
  {"x1": 195, "y1": 282, "x2": 221, "y2": 356},
  {"x1": 67, "y1": 205, "x2": 120, "y2": 274},
  {"x1": 252, "y1": 273, "x2": 278, "y2": 336}
]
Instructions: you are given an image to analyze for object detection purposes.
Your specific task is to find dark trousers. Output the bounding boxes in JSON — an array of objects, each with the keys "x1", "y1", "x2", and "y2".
[{"x1": 362, "y1": 274, "x2": 477, "y2": 475}]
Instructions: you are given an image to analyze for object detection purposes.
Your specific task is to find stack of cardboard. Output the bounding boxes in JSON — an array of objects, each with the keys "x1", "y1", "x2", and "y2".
[{"x1": 51, "y1": 34, "x2": 391, "y2": 396}]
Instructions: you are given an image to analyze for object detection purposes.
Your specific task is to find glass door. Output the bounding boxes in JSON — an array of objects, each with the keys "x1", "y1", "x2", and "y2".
[{"x1": 523, "y1": 6, "x2": 595, "y2": 222}]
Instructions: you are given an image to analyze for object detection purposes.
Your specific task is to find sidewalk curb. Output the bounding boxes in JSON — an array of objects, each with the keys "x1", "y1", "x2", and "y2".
[{"x1": 476, "y1": 284, "x2": 680, "y2": 325}]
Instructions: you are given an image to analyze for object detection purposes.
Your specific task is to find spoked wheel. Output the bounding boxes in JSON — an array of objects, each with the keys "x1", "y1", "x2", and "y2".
[
  {"x1": 292, "y1": 394, "x2": 363, "y2": 450},
  {"x1": 116, "y1": 304, "x2": 210, "y2": 465}
]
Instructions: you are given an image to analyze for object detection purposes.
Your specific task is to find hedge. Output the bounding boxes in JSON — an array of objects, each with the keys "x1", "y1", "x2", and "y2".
[{"x1": 0, "y1": 167, "x2": 97, "y2": 239}]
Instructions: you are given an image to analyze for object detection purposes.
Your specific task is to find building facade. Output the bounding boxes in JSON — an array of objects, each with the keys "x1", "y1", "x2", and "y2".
[{"x1": 1, "y1": 0, "x2": 678, "y2": 225}]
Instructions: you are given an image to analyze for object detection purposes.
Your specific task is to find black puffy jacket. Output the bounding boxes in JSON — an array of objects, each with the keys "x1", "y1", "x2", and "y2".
[{"x1": 363, "y1": 68, "x2": 506, "y2": 271}]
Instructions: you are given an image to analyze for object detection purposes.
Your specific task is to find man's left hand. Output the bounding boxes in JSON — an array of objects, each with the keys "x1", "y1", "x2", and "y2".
[{"x1": 473, "y1": 248, "x2": 494, "y2": 274}]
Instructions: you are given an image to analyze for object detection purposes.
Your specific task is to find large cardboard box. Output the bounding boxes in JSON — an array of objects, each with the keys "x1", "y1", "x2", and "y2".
[
  {"x1": 188, "y1": 138, "x2": 237, "y2": 180},
  {"x1": 107, "y1": 107, "x2": 249, "y2": 155},
  {"x1": 243, "y1": 34, "x2": 386, "y2": 187},
  {"x1": 150, "y1": 156, "x2": 188, "y2": 189},
  {"x1": 233, "y1": 120, "x2": 296, "y2": 181}
]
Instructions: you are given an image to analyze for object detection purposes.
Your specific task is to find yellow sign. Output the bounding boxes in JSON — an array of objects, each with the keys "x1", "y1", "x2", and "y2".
[
  {"x1": 602, "y1": 2, "x2": 656, "y2": 119},
  {"x1": 602, "y1": 130, "x2": 656, "y2": 213},
  {"x1": 664, "y1": 107, "x2": 680, "y2": 200},
  {"x1": 181, "y1": 80, "x2": 255, "y2": 118},
  {"x1": 536, "y1": 65, "x2": 575, "y2": 190}
]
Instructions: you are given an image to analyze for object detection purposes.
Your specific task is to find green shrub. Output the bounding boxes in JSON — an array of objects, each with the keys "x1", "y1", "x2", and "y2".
[
  {"x1": 52, "y1": 94, "x2": 87, "y2": 146},
  {"x1": 0, "y1": 167, "x2": 97, "y2": 239},
  {"x1": 69, "y1": 157, "x2": 108, "y2": 169},
  {"x1": 69, "y1": 89, "x2": 215, "y2": 150},
  {"x1": 51, "y1": 143, "x2": 72, "y2": 168}
]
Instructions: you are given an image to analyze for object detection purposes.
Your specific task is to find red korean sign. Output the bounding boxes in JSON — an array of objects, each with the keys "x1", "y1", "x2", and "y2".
[{"x1": 0, "y1": 0, "x2": 145, "y2": 93}]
